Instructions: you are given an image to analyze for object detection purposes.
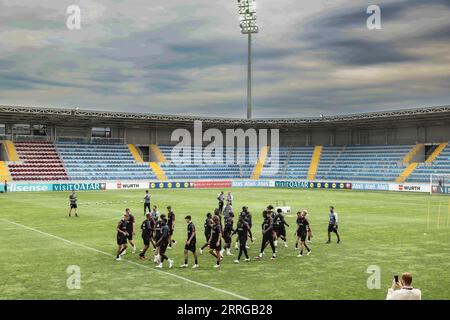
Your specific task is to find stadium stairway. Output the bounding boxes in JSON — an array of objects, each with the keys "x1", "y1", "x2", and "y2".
[
  {"x1": 8, "y1": 141, "x2": 68, "y2": 181},
  {"x1": 251, "y1": 146, "x2": 269, "y2": 180},
  {"x1": 148, "y1": 144, "x2": 168, "y2": 180},
  {"x1": 0, "y1": 161, "x2": 11, "y2": 182},
  {"x1": 150, "y1": 144, "x2": 167, "y2": 163},
  {"x1": 395, "y1": 144, "x2": 423, "y2": 183},
  {"x1": 3, "y1": 140, "x2": 20, "y2": 161},
  {"x1": 260, "y1": 146, "x2": 290, "y2": 179},
  {"x1": 307, "y1": 146, "x2": 323, "y2": 180},
  {"x1": 128, "y1": 144, "x2": 144, "y2": 163},
  {"x1": 150, "y1": 162, "x2": 167, "y2": 181},
  {"x1": 425, "y1": 142, "x2": 448, "y2": 163},
  {"x1": 396, "y1": 163, "x2": 419, "y2": 183},
  {"x1": 401, "y1": 144, "x2": 424, "y2": 164}
]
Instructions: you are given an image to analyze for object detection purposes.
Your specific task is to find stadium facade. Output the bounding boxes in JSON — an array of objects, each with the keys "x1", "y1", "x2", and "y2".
[
  {"x1": 0, "y1": 105, "x2": 449, "y2": 194},
  {"x1": 1, "y1": 105, "x2": 450, "y2": 146}
]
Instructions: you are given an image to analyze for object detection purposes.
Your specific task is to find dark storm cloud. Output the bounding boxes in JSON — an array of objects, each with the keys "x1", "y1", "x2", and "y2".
[
  {"x1": 0, "y1": 73, "x2": 76, "y2": 88},
  {"x1": 318, "y1": 2, "x2": 402, "y2": 29},
  {"x1": 88, "y1": 70, "x2": 138, "y2": 83},
  {"x1": 0, "y1": 72, "x2": 116, "y2": 94},
  {"x1": 77, "y1": 21, "x2": 297, "y2": 95},
  {"x1": 420, "y1": 24, "x2": 450, "y2": 41},
  {"x1": 0, "y1": 59, "x2": 15, "y2": 70},
  {"x1": 0, "y1": 0, "x2": 449, "y2": 117},
  {"x1": 84, "y1": 25, "x2": 294, "y2": 73},
  {"x1": 145, "y1": 72, "x2": 191, "y2": 93},
  {"x1": 319, "y1": 0, "x2": 450, "y2": 29},
  {"x1": 300, "y1": 0, "x2": 449, "y2": 66},
  {"x1": 325, "y1": 39, "x2": 418, "y2": 65}
]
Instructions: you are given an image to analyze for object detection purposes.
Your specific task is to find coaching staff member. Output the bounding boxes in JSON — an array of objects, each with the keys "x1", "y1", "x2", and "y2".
[{"x1": 144, "y1": 190, "x2": 151, "y2": 215}]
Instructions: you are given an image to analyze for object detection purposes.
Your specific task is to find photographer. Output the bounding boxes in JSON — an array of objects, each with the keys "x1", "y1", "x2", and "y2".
[{"x1": 386, "y1": 272, "x2": 421, "y2": 300}]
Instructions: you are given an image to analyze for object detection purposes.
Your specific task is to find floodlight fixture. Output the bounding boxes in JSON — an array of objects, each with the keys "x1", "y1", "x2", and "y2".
[{"x1": 238, "y1": 0, "x2": 259, "y2": 34}]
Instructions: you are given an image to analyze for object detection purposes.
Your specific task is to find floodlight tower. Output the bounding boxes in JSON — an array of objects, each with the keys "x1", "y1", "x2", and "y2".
[{"x1": 237, "y1": 0, "x2": 259, "y2": 119}]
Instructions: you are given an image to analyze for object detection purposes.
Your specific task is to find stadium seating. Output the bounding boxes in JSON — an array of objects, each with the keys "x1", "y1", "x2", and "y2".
[
  {"x1": 407, "y1": 144, "x2": 450, "y2": 183},
  {"x1": 8, "y1": 141, "x2": 68, "y2": 181},
  {"x1": 260, "y1": 146, "x2": 314, "y2": 179},
  {"x1": 158, "y1": 145, "x2": 258, "y2": 179},
  {"x1": 6, "y1": 141, "x2": 450, "y2": 183},
  {"x1": 315, "y1": 145, "x2": 413, "y2": 182},
  {"x1": 56, "y1": 143, "x2": 156, "y2": 181}
]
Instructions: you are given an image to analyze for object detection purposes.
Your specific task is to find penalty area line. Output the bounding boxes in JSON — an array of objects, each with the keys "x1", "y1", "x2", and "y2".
[{"x1": 2, "y1": 218, "x2": 250, "y2": 300}]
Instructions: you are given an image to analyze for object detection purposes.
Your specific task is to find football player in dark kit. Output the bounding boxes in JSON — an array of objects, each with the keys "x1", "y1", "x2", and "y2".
[
  {"x1": 223, "y1": 212, "x2": 234, "y2": 256},
  {"x1": 256, "y1": 211, "x2": 277, "y2": 260},
  {"x1": 180, "y1": 215, "x2": 199, "y2": 269},
  {"x1": 123, "y1": 208, "x2": 136, "y2": 254},
  {"x1": 213, "y1": 207, "x2": 223, "y2": 229},
  {"x1": 296, "y1": 211, "x2": 312, "y2": 257},
  {"x1": 199, "y1": 212, "x2": 213, "y2": 254},
  {"x1": 167, "y1": 206, "x2": 176, "y2": 249},
  {"x1": 153, "y1": 214, "x2": 164, "y2": 263},
  {"x1": 209, "y1": 215, "x2": 223, "y2": 268},
  {"x1": 326, "y1": 206, "x2": 341, "y2": 244},
  {"x1": 242, "y1": 206, "x2": 252, "y2": 229},
  {"x1": 115, "y1": 214, "x2": 129, "y2": 261},
  {"x1": 274, "y1": 208, "x2": 290, "y2": 248},
  {"x1": 139, "y1": 213, "x2": 156, "y2": 260},
  {"x1": 235, "y1": 207, "x2": 253, "y2": 250},
  {"x1": 155, "y1": 217, "x2": 174, "y2": 269},
  {"x1": 233, "y1": 214, "x2": 252, "y2": 263},
  {"x1": 266, "y1": 205, "x2": 275, "y2": 218},
  {"x1": 303, "y1": 209, "x2": 313, "y2": 243}
]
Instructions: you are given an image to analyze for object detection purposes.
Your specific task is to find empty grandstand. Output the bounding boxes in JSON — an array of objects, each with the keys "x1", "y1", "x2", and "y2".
[
  {"x1": 261, "y1": 147, "x2": 314, "y2": 179},
  {"x1": 0, "y1": 105, "x2": 450, "y2": 184},
  {"x1": 158, "y1": 146, "x2": 257, "y2": 180},
  {"x1": 315, "y1": 145, "x2": 412, "y2": 182},
  {"x1": 407, "y1": 143, "x2": 450, "y2": 183},
  {"x1": 8, "y1": 141, "x2": 68, "y2": 181},
  {"x1": 56, "y1": 142, "x2": 156, "y2": 181}
]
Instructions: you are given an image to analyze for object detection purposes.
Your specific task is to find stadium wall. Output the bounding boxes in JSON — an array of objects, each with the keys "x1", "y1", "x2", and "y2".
[
  {"x1": 2, "y1": 117, "x2": 450, "y2": 146},
  {"x1": 119, "y1": 125, "x2": 450, "y2": 147},
  {"x1": 4, "y1": 123, "x2": 448, "y2": 149}
]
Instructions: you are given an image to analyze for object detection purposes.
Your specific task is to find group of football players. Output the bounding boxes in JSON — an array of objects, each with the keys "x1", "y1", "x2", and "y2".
[{"x1": 114, "y1": 191, "x2": 341, "y2": 268}]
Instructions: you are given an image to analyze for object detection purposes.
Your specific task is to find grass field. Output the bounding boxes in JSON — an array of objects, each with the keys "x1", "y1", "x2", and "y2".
[{"x1": 1, "y1": 188, "x2": 449, "y2": 300}]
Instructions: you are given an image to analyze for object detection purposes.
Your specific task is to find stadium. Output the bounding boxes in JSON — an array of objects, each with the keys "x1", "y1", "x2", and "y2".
[
  {"x1": 1, "y1": 104, "x2": 450, "y2": 300},
  {"x1": 1, "y1": 0, "x2": 450, "y2": 304}
]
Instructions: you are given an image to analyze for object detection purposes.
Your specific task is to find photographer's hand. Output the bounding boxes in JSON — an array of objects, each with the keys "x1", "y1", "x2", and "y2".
[{"x1": 391, "y1": 279, "x2": 397, "y2": 290}]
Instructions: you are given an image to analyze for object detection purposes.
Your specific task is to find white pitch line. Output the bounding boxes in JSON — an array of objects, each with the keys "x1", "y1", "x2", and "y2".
[{"x1": 2, "y1": 218, "x2": 249, "y2": 300}]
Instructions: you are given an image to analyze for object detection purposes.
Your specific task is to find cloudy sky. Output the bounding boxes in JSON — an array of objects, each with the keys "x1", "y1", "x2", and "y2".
[{"x1": 0, "y1": 0, "x2": 449, "y2": 118}]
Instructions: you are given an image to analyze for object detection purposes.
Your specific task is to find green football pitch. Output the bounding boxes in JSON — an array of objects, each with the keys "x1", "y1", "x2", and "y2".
[{"x1": 1, "y1": 188, "x2": 449, "y2": 300}]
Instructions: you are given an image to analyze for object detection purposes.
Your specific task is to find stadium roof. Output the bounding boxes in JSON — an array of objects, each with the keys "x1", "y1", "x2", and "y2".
[{"x1": 0, "y1": 105, "x2": 450, "y2": 129}]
